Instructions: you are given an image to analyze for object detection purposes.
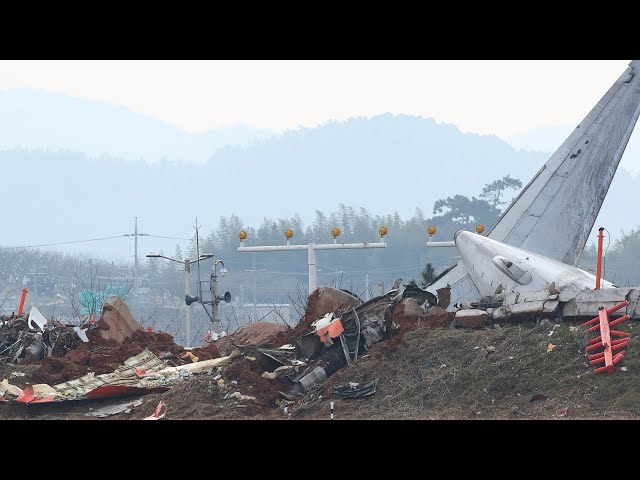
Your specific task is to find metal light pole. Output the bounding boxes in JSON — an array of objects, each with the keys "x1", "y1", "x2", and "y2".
[
  {"x1": 210, "y1": 258, "x2": 228, "y2": 329},
  {"x1": 237, "y1": 227, "x2": 388, "y2": 296},
  {"x1": 146, "y1": 253, "x2": 211, "y2": 348}
]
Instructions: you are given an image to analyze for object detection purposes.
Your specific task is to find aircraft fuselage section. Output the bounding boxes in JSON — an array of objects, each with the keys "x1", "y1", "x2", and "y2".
[{"x1": 454, "y1": 230, "x2": 614, "y2": 298}]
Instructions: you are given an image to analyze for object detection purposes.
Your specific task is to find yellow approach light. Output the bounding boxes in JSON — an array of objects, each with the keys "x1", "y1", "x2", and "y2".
[
  {"x1": 332, "y1": 228, "x2": 341, "y2": 239},
  {"x1": 284, "y1": 229, "x2": 294, "y2": 240},
  {"x1": 428, "y1": 226, "x2": 436, "y2": 236},
  {"x1": 379, "y1": 226, "x2": 388, "y2": 238},
  {"x1": 238, "y1": 230, "x2": 247, "y2": 241},
  {"x1": 476, "y1": 224, "x2": 485, "y2": 234}
]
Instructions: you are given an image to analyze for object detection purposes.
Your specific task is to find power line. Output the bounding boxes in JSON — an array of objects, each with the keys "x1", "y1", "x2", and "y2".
[
  {"x1": 2, "y1": 235, "x2": 126, "y2": 249},
  {"x1": 148, "y1": 235, "x2": 191, "y2": 240},
  {"x1": 2, "y1": 232, "x2": 190, "y2": 250}
]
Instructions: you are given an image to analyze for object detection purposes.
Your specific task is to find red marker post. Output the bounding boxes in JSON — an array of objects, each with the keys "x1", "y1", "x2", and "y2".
[
  {"x1": 17, "y1": 288, "x2": 28, "y2": 316},
  {"x1": 595, "y1": 227, "x2": 604, "y2": 290}
]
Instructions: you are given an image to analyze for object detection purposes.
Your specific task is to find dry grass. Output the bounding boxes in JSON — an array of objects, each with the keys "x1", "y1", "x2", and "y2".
[{"x1": 295, "y1": 320, "x2": 640, "y2": 419}]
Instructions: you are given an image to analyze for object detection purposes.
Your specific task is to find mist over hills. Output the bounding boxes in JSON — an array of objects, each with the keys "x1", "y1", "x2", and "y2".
[
  {"x1": 0, "y1": 89, "x2": 272, "y2": 163},
  {"x1": 0, "y1": 89, "x2": 637, "y2": 261}
]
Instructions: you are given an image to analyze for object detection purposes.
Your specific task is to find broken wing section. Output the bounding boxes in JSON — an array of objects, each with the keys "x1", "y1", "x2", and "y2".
[
  {"x1": 488, "y1": 60, "x2": 640, "y2": 265},
  {"x1": 426, "y1": 263, "x2": 481, "y2": 310}
]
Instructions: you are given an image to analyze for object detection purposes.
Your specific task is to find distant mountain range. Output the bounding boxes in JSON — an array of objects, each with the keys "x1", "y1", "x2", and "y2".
[
  {"x1": 0, "y1": 89, "x2": 638, "y2": 260},
  {"x1": 0, "y1": 89, "x2": 273, "y2": 163}
]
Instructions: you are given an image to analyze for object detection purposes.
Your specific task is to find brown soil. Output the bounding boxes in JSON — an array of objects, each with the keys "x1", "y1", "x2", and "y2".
[
  {"x1": 215, "y1": 322, "x2": 287, "y2": 355},
  {"x1": 381, "y1": 309, "x2": 454, "y2": 353},
  {"x1": 222, "y1": 357, "x2": 289, "y2": 408},
  {"x1": 190, "y1": 343, "x2": 221, "y2": 361},
  {"x1": 30, "y1": 321, "x2": 218, "y2": 385},
  {"x1": 5, "y1": 321, "x2": 640, "y2": 420},
  {"x1": 266, "y1": 289, "x2": 323, "y2": 347}
]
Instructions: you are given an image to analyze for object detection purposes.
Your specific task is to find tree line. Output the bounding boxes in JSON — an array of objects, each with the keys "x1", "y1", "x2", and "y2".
[{"x1": 4, "y1": 174, "x2": 640, "y2": 312}]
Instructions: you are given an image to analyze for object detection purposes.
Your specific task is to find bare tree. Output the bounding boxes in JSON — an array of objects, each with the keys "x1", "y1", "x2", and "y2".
[
  {"x1": 287, "y1": 283, "x2": 309, "y2": 324},
  {"x1": 0, "y1": 284, "x2": 18, "y2": 313},
  {"x1": 62, "y1": 261, "x2": 133, "y2": 325}
]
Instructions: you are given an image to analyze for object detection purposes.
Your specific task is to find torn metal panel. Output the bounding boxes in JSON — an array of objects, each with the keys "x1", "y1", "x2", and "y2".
[
  {"x1": 397, "y1": 284, "x2": 437, "y2": 307},
  {"x1": 561, "y1": 288, "x2": 638, "y2": 318},
  {"x1": 518, "y1": 290, "x2": 559, "y2": 303},
  {"x1": 73, "y1": 327, "x2": 89, "y2": 343},
  {"x1": 85, "y1": 398, "x2": 144, "y2": 417},
  {"x1": 27, "y1": 306, "x2": 48, "y2": 332},
  {"x1": 17, "y1": 384, "x2": 57, "y2": 404},
  {"x1": 297, "y1": 366, "x2": 327, "y2": 391},
  {"x1": 1, "y1": 315, "x2": 83, "y2": 365},
  {"x1": 427, "y1": 263, "x2": 483, "y2": 311},
  {"x1": 86, "y1": 385, "x2": 169, "y2": 399},
  {"x1": 13, "y1": 349, "x2": 241, "y2": 404},
  {"x1": 297, "y1": 332, "x2": 323, "y2": 359},
  {"x1": 333, "y1": 378, "x2": 378, "y2": 398},
  {"x1": 558, "y1": 289, "x2": 581, "y2": 303},
  {"x1": 492, "y1": 300, "x2": 560, "y2": 321},
  {"x1": 0, "y1": 379, "x2": 23, "y2": 401}
]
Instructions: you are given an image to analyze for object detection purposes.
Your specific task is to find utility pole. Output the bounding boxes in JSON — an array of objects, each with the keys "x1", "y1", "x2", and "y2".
[
  {"x1": 146, "y1": 253, "x2": 206, "y2": 348},
  {"x1": 124, "y1": 217, "x2": 149, "y2": 291},
  {"x1": 184, "y1": 259, "x2": 192, "y2": 346}
]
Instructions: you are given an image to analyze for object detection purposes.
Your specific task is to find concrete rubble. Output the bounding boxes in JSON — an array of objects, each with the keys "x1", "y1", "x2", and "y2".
[{"x1": 99, "y1": 296, "x2": 144, "y2": 343}]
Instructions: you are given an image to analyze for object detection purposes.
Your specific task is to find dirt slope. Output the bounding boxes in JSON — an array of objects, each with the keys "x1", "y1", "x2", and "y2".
[{"x1": 3, "y1": 320, "x2": 640, "y2": 420}]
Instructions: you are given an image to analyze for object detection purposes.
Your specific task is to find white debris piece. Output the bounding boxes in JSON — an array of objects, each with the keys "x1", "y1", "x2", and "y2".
[
  {"x1": 73, "y1": 326, "x2": 89, "y2": 343},
  {"x1": 85, "y1": 398, "x2": 144, "y2": 418},
  {"x1": 228, "y1": 391, "x2": 256, "y2": 401},
  {"x1": 0, "y1": 379, "x2": 23, "y2": 399},
  {"x1": 28, "y1": 306, "x2": 48, "y2": 332}
]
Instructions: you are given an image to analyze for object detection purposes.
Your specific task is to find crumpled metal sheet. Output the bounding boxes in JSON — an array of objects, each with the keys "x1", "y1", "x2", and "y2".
[
  {"x1": 333, "y1": 378, "x2": 378, "y2": 398},
  {"x1": 17, "y1": 349, "x2": 175, "y2": 404},
  {"x1": 1, "y1": 314, "x2": 84, "y2": 364},
  {"x1": 14, "y1": 348, "x2": 241, "y2": 404},
  {"x1": 85, "y1": 398, "x2": 144, "y2": 417},
  {"x1": 0, "y1": 379, "x2": 23, "y2": 401}
]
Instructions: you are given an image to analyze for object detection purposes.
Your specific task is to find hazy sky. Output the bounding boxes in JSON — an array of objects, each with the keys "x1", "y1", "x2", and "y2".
[{"x1": 0, "y1": 60, "x2": 632, "y2": 138}]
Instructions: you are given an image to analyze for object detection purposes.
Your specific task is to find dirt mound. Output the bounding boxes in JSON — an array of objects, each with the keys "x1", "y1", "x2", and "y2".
[
  {"x1": 215, "y1": 323, "x2": 287, "y2": 354},
  {"x1": 222, "y1": 358, "x2": 287, "y2": 408},
  {"x1": 31, "y1": 357, "x2": 86, "y2": 385},
  {"x1": 380, "y1": 306, "x2": 454, "y2": 353},
  {"x1": 11, "y1": 319, "x2": 640, "y2": 420},
  {"x1": 190, "y1": 343, "x2": 221, "y2": 361},
  {"x1": 30, "y1": 321, "x2": 216, "y2": 385},
  {"x1": 267, "y1": 288, "x2": 360, "y2": 347}
]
